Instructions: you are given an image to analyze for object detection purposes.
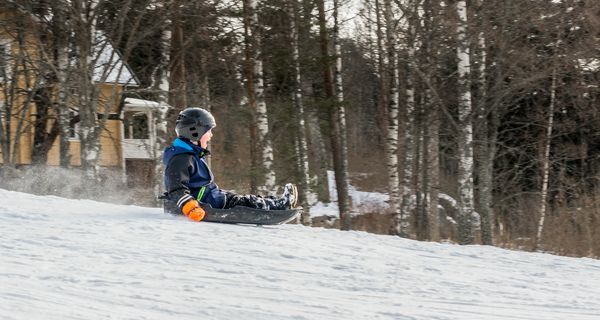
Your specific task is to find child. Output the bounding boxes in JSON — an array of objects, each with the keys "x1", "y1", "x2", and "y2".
[{"x1": 162, "y1": 107, "x2": 297, "y2": 222}]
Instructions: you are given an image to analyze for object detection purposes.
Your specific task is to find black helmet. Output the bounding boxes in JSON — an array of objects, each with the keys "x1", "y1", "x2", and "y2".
[{"x1": 175, "y1": 107, "x2": 216, "y2": 141}]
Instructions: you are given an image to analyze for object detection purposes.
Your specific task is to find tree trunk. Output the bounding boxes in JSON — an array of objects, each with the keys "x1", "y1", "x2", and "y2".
[
  {"x1": 250, "y1": 0, "x2": 275, "y2": 194},
  {"x1": 399, "y1": 7, "x2": 416, "y2": 238},
  {"x1": 244, "y1": 0, "x2": 276, "y2": 194},
  {"x1": 426, "y1": 92, "x2": 440, "y2": 242},
  {"x1": 455, "y1": 0, "x2": 475, "y2": 245},
  {"x1": 0, "y1": 91, "x2": 7, "y2": 165},
  {"x1": 1, "y1": 53, "x2": 13, "y2": 165},
  {"x1": 535, "y1": 66, "x2": 557, "y2": 250},
  {"x1": 421, "y1": 0, "x2": 440, "y2": 242},
  {"x1": 474, "y1": 28, "x2": 494, "y2": 245},
  {"x1": 332, "y1": 0, "x2": 352, "y2": 230},
  {"x1": 375, "y1": 0, "x2": 388, "y2": 140},
  {"x1": 415, "y1": 101, "x2": 426, "y2": 240},
  {"x1": 71, "y1": 0, "x2": 102, "y2": 182},
  {"x1": 11, "y1": 25, "x2": 38, "y2": 165},
  {"x1": 169, "y1": 7, "x2": 187, "y2": 112},
  {"x1": 53, "y1": 4, "x2": 72, "y2": 168},
  {"x1": 243, "y1": 0, "x2": 259, "y2": 193},
  {"x1": 288, "y1": 0, "x2": 312, "y2": 225},
  {"x1": 31, "y1": 86, "x2": 55, "y2": 165},
  {"x1": 153, "y1": 22, "x2": 172, "y2": 204},
  {"x1": 383, "y1": 0, "x2": 402, "y2": 235}
]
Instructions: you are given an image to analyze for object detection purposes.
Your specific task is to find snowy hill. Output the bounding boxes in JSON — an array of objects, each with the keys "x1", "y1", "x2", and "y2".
[{"x1": 1, "y1": 189, "x2": 600, "y2": 320}]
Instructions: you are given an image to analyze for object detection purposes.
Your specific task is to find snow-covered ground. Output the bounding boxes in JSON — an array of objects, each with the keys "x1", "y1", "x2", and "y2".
[{"x1": 1, "y1": 188, "x2": 600, "y2": 320}]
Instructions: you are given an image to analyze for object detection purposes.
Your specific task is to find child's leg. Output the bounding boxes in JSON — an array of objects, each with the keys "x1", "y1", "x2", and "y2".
[{"x1": 224, "y1": 191, "x2": 280, "y2": 210}]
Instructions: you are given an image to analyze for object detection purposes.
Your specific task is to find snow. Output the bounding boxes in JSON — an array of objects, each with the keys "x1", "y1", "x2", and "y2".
[
  {"x1": 1, "y1": 189, "x2": 600, "y2": 320},
  {"x1": 577, "y1": 58, "x2": 600, "y2": 72},
  {"x1": 317, "y1": 170, "x2": 389, "y2": 218}
]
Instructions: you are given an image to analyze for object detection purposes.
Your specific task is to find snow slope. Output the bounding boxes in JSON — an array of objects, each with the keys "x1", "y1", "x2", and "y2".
[{"x1": 1, "y1": 189, "x2": 599, "y2": 320}]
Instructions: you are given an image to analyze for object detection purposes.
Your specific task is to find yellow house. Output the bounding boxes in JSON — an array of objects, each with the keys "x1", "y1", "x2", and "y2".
[{"x1": 0, "y1": 8, "x2": 163, "y2": 186}]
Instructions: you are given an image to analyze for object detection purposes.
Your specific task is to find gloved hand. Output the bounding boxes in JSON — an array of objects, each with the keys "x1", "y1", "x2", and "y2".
[{"x1": 181, "y1": 199, "x2": 206, "y2": 222}]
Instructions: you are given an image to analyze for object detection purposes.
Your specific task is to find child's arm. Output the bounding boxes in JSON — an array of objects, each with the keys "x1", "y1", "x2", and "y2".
[{"x1": 165, "y1": 154, "x2": 205, "y2": 221}]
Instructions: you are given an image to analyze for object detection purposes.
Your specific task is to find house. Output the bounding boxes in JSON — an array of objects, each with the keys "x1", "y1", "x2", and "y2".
[{"x1": 0, "y1": 7, "x2": 166, "y2": 188}]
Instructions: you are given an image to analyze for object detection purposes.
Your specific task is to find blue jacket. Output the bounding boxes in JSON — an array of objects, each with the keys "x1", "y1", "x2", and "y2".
[{"x1": 163, "y1": 138, "x2": 226, "y2": 213}]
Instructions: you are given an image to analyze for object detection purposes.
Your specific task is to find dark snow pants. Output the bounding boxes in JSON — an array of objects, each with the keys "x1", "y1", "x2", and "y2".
[{"x1": 224, "y1": 192, "x2": 284, "y2": 210}]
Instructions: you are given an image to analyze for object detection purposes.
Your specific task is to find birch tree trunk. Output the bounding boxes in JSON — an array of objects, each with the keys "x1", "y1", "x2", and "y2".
[
  {"x1": 250, "y1": 0, "x2": 275, "y2": 194},
  {"x1": 375, "y1": 0, "x2": 389, "y2": 140},
  {"x1": 534, "y1": 2, "x2": 566, "y2": 250},
  {"x1": 332, "y1": 0, "x2": 352, "y2": 231},
  {"x1": 153, "y1": 21, "x2": 172, "y2": 203},
  {"x1": 0, "y1": 89, "x2": 6, "y2": 166},
  {"x1": 1, "y1": 34, "x2": 16, "y2": 165},
  {"x1": 455, "y1": 0, "x2": 476, "y2": 245},
  {"x1": 288, "y1": 0, "x2": 312, "y2": 225},
  {"x1": 244, "y1": 0, "x2": 276, "y2": 194},
  {"x1": 535, "y1": 66, "x2": 557, "y2": 250},
  {"x1": 383, "y1": 0, "x2": 402, "y2": 235}
]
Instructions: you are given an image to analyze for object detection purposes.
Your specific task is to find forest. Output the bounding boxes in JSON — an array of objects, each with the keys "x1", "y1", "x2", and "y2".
[{"x1": 0, "y1": 0, "x2": 599, "y2": 257}]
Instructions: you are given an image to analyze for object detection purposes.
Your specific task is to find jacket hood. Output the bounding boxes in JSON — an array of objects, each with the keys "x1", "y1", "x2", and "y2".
[{"x1": 163, "y1": 138, "x2": 209, "y2": 165}]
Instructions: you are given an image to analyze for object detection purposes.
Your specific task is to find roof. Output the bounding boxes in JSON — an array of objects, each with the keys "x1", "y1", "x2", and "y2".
[
  {"x1": 124, "y1": 97, "x2": 160, "y2": 109},
  {"x1": 123, "y1": 98, "x2": 172, "y2": 114},
  {"x1": 1, "y1": 5, "x2": 139, "y2": 86},
  {"x1": 93, "y1": 33, "x2": 139, "y2": 86}
]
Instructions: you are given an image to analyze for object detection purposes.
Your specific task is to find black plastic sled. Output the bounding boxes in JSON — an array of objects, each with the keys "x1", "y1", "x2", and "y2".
[{"x1": 201, "y1": 205, "x2": 301, "y2": 225}]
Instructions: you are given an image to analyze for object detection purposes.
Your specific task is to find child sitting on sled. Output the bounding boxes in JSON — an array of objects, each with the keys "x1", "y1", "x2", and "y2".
[{"x1": 162, "y1": 107, "x2": 297, "y2": 222}]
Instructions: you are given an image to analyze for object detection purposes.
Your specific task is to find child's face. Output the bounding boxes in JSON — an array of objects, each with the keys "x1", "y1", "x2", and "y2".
[{"x1": 199, "y1": 128, "x2": 213, "y2": 148}]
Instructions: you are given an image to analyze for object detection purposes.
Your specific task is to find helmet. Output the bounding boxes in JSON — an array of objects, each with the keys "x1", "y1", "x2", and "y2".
[{"x1": 175, "y1": 107, "x2": 216, "y2": 141}]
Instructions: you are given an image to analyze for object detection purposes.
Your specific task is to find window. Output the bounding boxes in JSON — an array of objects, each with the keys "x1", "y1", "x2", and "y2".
[
  {"x1": 124, "y1": 111, "x2": 149, "y2": 139},
  {"x1": 68, "y1": 110, "x2": 79, "y2": 140}
]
